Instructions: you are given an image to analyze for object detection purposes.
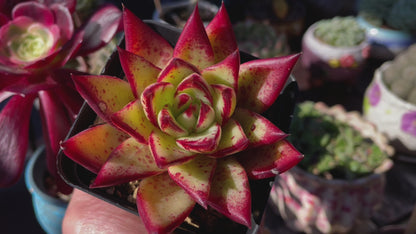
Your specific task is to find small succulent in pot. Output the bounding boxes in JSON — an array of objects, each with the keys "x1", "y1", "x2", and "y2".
[
  {"x1": 61, "y1": 3, "x2": 303, "y2": 233},
  {"x1": 271, "y1": 101, "x2": 393, "y2": 233},
  {"x1": 301, "y1": 16, "x2": 369, "y2": 84},
  {"x1": 0, "y1": 0, "x2": 122, "y2": 193}
]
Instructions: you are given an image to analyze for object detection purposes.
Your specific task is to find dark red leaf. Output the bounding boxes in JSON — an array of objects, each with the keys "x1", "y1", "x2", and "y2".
[{"x1": 0, "y1": 94, "x2": 36, "y2": 187}]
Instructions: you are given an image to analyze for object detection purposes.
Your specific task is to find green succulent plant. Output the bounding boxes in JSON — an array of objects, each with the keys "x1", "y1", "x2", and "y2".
[
  {"x1": 288, "y1": 102, "x2": 389, "y2": 180},
  {"x1": 313, "y1": 16, "x2": 366, "y2": 47},
  {"x1": 359, "y1": 0, "x2": 416, "y2": 33},
  {"x1": 382, "y1": 44, "x2": 416, "y2": 104}
]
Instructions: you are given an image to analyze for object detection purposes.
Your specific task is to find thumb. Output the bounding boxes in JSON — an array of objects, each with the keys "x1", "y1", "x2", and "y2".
[{"x1": 62, "y1": 189, "x2": 146, "y2": 234}]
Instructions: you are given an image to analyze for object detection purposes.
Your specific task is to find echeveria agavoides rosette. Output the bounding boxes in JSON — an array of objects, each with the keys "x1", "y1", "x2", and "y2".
[{"x1": 62, "y1": 3, "x2": 303, "y2": 233}]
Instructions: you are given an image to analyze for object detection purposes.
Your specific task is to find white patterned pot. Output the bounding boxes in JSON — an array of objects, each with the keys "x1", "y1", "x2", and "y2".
[
  {"x1": 270, "y1": 164, "x2": 391, "y2": 234},
  {"x1": 363, "y1": 62, "x2": 416, "y2": 155},
  {"x1": 269, "y1": 103, "x2": 394, "y2": 233},
  {"x1": 301, "y1": 22, "x2": 370, "y2": 83}
]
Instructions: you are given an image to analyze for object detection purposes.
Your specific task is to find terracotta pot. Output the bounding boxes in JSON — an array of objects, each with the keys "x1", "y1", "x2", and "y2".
[
  {"x1": 363, "y1": 62, "x2": 416, "y2": 156},
  {"x1": 57, "y1": 20, "x2": 299, "y2": 233}
]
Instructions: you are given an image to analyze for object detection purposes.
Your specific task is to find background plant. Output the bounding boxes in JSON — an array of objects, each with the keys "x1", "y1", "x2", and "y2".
[
  {"x1": 0, "y1": 0, "x2": 122, "y2": 194},
  {"x1": 289, "y1": 101, "x2": 390, "y2": 180},
  {"x1": 358, "y1": 0, "x2": 416, "y2": 33},
  {"x1": 313, "y1": 16, "x2": 366, "y2": 47}
]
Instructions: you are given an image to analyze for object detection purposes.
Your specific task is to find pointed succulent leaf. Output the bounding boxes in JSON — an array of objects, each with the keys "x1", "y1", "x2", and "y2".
[
  {"x1": 209, "y1": 118, "x2": 248, "y2": 158},
  {"x1": 208, "y1": 157, "x2": 251, "y2": 227},
  {"x1": 237, "y1": 53, "x2": 300, "y2": 113},
  {"x1": 158, "y1": 107, "x2": 188, "y2": 137},
  {"x1": 149, "y1": 130, "x2": 196, "y2": 168},
  {"x1": 195, "y1": 102, "x2": 215, "y2": 133},
  {"x1": 176, "y1": 73, "x2": 213, "y2": 105},
  {"x1": 123, "y1": 7, "x2": 173, "y2": 68},
  {"x1": 72, "y1": 75, "x2": 135, "y2": 123},
  {"x1": 211, "y1": 84, "x2": 236, "y2": 125},
  {"x1": 233, "y1": 108, "x2": 287, "y2": 147},
  {"x1": 0, "y1": 94, "x2": 35, "y2": 187},
  {"x1": 238, "y1": 139, "x2": 304, "y2": 179},
  {"x1": 168, "y1": 155, "x2": 216, "y2": 209},
  {"x1": 205, "y1": 2, "x2": 238, "y2": 63},
  {"x1": 157, "y1": 58, "x2": 199, "y2": 86},
  {"x1": 201, "y1": 50, "x2": 240, "y2": 91},
  {"x1": 118, "y1": 47, "x2": 161, "y2": 98},
  {"x1": 61, "y1": 123, "x2": 129, "y2": 173},
  {"x1": 177, "y1": 123, "x2": 221, "y2": 154},
  {"x1": 173, "y1": 4, "x2": 215, "y2": 70},
  {"x1": 111, "y1": 99, "x2": 157, "y2": 144},
  {"x1": 91, "y1": 137, "x2": 165, "y2": 188},
  {"x1": 136, "y1": 173, "x2": 196, "y2": 234},
  {"x1": 141, "y1": 82, "x2": 175, "y2": 127}
]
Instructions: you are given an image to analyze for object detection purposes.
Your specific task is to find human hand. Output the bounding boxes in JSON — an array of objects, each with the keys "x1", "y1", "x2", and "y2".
[{"x1": 62, "y1": 189, "x2": 147, "y2": 234}]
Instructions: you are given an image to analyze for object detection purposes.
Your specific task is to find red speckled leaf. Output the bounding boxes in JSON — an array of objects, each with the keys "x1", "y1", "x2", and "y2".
[
  {"x1": 136, "y1": 173, "x2": 196, "y2": 234},
  {"x1": 111, "y1": 99, "x2": 157, "y2": 144},
  {"x1": 207, "y1": 157, "x2": 251, "y2": 227},
  {"x1": 72, "y1": 75, "x2": 134, "y2": 123},
  {"x1": 209, "y1": 118, "x2": 248, "y2": 158},
  {"x1": 149, "y1": 129, "x2": 196, "y2": 168},
  {"x1": 238, "y1": 139, "x2": 304, "y2": 179},
  {"x1": 168, "y1": 155, "x2": 216, "y2": 209},
  {"x1": 176, "y1": 124, "x2": 221, "y2": 154},
  {"x1": 61, "y1": 123, "x2": 129, "y2": 173},
  {"x1": 205, "y1": 2, "x2": 238, "y2": 63},
  {"x1": 173, "y1": 4, "x2": 215, "y2": 70},
  {"x1": 237, "y1": 53, "x2": 300, "y2": 113},
  {"x1": 118, "y1": 47, "x2": 161, "y2": 98},
  {"x1": 211, "y1": 84, "x2": 236, "y2": 125},
  {"x1": 157, "y1": 58, "x2": 199, "y2": 86},
  {"x1": 91, "y1": 137, "x2": 165, "y2": 188},
  {"x1": 233, "y1": 108, "x2": 288, "y2": 148},
  {"x1": 123, "y1": 7, "x2": 173, "y2": 68},
  {"x1": 201, "y1": 49, "x2": 240, "y2": 91}
]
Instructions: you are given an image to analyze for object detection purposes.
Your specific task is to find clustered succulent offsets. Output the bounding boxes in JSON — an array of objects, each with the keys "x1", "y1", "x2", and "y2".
[
  {"x1": 313, "y1": 16, "x2": 366, "y2": 48},
  {"x1": 382, "y1": 44, "x2": 416, "y2": 104},
  {"x1": 289, "y1": 102, "x2": 390, "y2": 180},
  {"x1": 61, "y1": 3, "x2": 302, "y2": 233}
]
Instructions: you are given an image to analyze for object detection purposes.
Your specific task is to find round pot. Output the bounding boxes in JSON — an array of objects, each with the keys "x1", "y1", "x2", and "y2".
[
  {"x1": 25, "y1": 146, "x2": 68, "y2": 234},
  {"x1": 363, "y1": 62, "x2": 416, "y2": 156},
  {"x1": 270, "y1": 163, "x2": 392, "y2": 234},
  {"x1": 357, "y1": 16, "x2": 416, "y2": 60},
  {"x1": 301, "y1": 21, "x2": 370, "y2": 84}
]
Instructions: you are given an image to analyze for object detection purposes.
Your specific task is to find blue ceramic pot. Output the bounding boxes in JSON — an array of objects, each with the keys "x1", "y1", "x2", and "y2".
[
  {"x1": 25, "y1": 146, "x2": 68, "y2": 234},
  {"x1": 357, "y1": 15, "x2": 416, "y2": 60}
]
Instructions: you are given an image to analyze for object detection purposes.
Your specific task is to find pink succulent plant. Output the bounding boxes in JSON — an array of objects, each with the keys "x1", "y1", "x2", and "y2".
[
  {"x1": 0, "y1": 0, "x2": 122, "y2": 192},
  {"x1": 61, "y1": 3, "x2": 303, "y2": 233}
]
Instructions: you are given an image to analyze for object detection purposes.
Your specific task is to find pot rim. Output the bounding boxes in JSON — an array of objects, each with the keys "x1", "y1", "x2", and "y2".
[
  {"x1": 375, "y1": 62, "x2": 416, "y2": 111},
  {"x1": 25, "y1": 145, "x2": 68, "y2": 206}
]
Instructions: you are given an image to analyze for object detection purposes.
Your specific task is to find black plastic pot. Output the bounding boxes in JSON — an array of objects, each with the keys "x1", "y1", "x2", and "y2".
[{"x1": 57, "y1": 20, "x2": 298, "y2": 233}]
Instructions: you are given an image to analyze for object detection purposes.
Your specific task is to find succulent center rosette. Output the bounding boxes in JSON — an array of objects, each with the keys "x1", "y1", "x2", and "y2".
[
  {"x1": 0, "y1": 2, "x2": 73, "y2": 67},
  {"x1": 61, "y1": 3, "x2": 303, "y2": 233}
]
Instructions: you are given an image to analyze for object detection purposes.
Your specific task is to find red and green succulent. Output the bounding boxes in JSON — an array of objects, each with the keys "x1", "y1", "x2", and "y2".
[
  {"x1": 62, "y1": 3, "x2": 303, "y2": 233},
  {"x1": 0, "y1": 0, "x2": 121, "y2": 191}
]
